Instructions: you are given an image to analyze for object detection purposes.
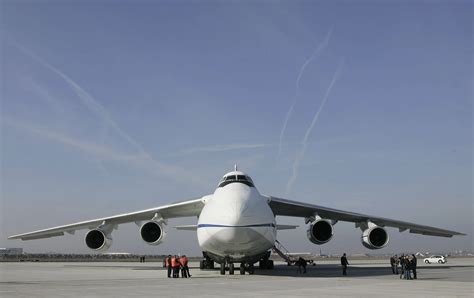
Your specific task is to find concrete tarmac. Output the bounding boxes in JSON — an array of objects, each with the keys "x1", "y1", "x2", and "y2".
[{"x1": 1, "y1": 258, "x2": 473, "y2": 297}]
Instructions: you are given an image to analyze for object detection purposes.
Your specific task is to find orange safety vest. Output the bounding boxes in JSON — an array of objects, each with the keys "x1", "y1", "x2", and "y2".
[
  {"x1": 171, "y1": 257, "x2": 179, "y2": 267},
  {"x1": 180, "y1": 257, "x2": 188, "y2": 266}
]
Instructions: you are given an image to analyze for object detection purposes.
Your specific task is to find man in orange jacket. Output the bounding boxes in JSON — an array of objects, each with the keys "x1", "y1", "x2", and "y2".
[
  {"x1": 171, "y1": 255, "x2": 180, "y2": 278},
  {"x1": 180, "y1": 255, "x2": 191, "y2": 278}
]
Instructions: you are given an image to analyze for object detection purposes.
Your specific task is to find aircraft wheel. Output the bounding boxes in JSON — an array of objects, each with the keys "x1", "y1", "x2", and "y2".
[
  {"x1": 248, "y1": 264, "x2": 255, "y2": 275},
  {"x1": 267, "y1": 260, "x2": 274, "y2": 269},
  {"x1": 240, "y1": 263, "x2": 245, "y2": 275},
  {"x1": 229, "y1": 263, "x2": 235, "y2": 275},
  {"x1": 199, "y1": 260, "x2": 204, "y2": 269},
  {"x1": 220, "y1": 262, "x2": 225, "y2": 275}
]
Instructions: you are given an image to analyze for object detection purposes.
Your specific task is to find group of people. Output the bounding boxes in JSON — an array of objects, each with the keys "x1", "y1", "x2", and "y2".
[
  {"x1": 390, "y1": 254, "x2": 417, "y2": 280},
  {"x1": 164, "y1": 255, "x2": 191, "y2": 278}
]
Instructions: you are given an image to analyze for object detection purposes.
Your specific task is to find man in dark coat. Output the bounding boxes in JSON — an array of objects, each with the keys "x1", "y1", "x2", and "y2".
[
  {"x1": 390, "y1": 256, "x2": 396, "y2": 274},
  {"x1": 296, "y1": 257, "x2": 307, "y2": 274},
  {"x1": 341, "y1": 253, "x2": 349, "y2": 276},
  {"x1": 411, "y1": 254, "x2": 417, "y2": 279}
]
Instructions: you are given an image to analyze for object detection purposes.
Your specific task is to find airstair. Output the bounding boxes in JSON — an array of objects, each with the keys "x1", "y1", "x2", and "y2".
[{"x1": 272, "y1": 239, "x2": 295, "y2": 264}]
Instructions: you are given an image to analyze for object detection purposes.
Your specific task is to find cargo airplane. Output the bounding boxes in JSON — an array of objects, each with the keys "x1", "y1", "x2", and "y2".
[{"x1": 9, "y1": 167, "x2": 464, "y2": 275}]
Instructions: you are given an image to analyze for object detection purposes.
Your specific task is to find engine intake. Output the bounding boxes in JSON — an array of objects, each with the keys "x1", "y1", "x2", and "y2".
[
  {"x1": 140, "y1": 221, "x2": 166, "y2": 245},
  {"x1": 85, "y1": 229, "x2": 112, "y2": 252},
  {"x1": 307, "y1": 219, "x2": 334, "y2": 245},
  {"x1": 361, "y1": 226, "x2": 389, "y2": 249}
]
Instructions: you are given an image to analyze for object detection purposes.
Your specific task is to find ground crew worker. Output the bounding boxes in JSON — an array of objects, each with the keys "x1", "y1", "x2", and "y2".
[
  {"x1": 180, "y1": 255, "x2": 190, "y2": 278},
  {"x1": 341, "y1": 253, "x2": 349, "y2": 276},
  {"x1": 184, "y1": 255, "x2": 191, "y2": 277},
  {"x1": 171, "y1": 255, "x2": 180, "y2": 278},
  {"x1": 165, "y1": 255, "x2": 172, "y2": 278}
]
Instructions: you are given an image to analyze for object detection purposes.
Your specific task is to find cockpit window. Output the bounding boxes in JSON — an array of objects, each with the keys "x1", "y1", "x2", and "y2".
[
  {"x1": 218, "y1": 174, "x2": 254, "y2": 188},
  {"x1": 245, "y1": 176, "x2": 253, "y2": 184},
  {"x1": 237, "y1": 175, "x2": 246, "y2": 181}
]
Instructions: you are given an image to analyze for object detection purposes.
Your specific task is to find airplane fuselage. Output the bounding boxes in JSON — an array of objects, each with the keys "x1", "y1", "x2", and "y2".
[{"x1": 197, "y1": 182, "x2": 276, "y2": 262}]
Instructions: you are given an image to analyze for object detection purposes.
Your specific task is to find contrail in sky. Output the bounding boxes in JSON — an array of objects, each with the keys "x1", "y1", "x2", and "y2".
[
  {"x1": 13, "y1": 42, "x2": 198, "y2": 183},
  {"x1": 286, "y1": 59, "x2": 345, "y2": 195},
  {"x1": 277, "y1": 28, "x2": 333, "y2": 160}
]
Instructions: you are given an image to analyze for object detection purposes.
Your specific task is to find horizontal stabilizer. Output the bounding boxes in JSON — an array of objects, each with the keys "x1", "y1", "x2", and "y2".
[
  {"x1": 174, "y1": 225, "x2": 198, "y2": 231},
  {"x1": 276, "y1": 224, "x2": 299, "y2": 230}
]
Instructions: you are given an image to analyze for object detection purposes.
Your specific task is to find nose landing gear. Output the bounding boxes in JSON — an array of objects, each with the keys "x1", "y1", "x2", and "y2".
[{"x1": 199, "y1": 252, "x2": 215, "y2": 270}]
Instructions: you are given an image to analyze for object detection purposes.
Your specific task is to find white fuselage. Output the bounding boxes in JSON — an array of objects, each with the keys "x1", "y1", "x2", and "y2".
[{"x1": 197, "y1": 182, "x2": 276, "y2": 262}]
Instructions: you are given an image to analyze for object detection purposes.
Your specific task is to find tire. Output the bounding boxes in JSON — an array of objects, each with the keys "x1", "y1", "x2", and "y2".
[
  {"x1": 267, "y1": 260, "x2": 274, "y2": 269},
  {"x1": 438, "y1": 260, "x2": 442, "y2": 264},
  {"x1": 220, "y1": 262, "x2": 225, "y2": 275},
  {"x1": 199, "y1": 260, "x2": 204, "y2": 269},
  {"x1": 240, "y1": 263, "x2": 245, "y2": 275},
  {"x1": 259, "y1": 260, "x2": 265, "y2": 270},
  {"x1": 248, "y1": 264, "x2": 254, "y2": 275},
  {"x1": 229, "y1": 263, "x2": 235, "y2": 275},
  {"x1": 425, "y1": 260, "x2": 430, "y2": 264}
]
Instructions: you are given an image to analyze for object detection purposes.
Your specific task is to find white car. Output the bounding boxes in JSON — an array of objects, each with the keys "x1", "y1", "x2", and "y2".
[{"x1": 423, "y1": 255, "x2": 447, "y2": 264}]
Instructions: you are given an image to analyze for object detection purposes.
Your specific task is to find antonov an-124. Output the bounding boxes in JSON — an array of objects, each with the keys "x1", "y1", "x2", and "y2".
[{"x1": 9, "y1": 167, "x2": 465, "y2": 275}]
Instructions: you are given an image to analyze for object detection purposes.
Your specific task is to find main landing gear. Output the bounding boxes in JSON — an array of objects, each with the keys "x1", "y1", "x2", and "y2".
[
  {"x1": 258, "y1": 251, "x2": 274, "y2": 270},
  {"x1": 219, "y1": 260, "x2": 254, "y2": 275}
]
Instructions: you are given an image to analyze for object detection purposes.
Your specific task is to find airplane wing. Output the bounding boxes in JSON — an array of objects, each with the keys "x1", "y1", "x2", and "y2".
[
  {"x1": 267, "y1": 196, "x2": 465, "y2": 238},
  {"x1": 8, "y1": 197, "x2": 205, "y2": 240}
]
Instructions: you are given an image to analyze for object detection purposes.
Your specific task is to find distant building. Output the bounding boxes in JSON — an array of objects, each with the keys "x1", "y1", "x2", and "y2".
[{"x1": 0, "y1": 248, "x2": 23, "y2": 255}]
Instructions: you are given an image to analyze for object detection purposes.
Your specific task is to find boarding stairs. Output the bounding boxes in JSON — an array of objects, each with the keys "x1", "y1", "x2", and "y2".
[{"x1": 272, "y1": 239, "x2": 296, "y2": 264}]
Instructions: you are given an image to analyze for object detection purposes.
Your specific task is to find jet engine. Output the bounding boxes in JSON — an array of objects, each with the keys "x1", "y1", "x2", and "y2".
[
  {"x1": 361, "y1": 225, "x2": 389, "y2": 249},
  {"x1": 307, "y1": 218, "x2": 334, "y2": 245},
  {"x1": 85, "y1": 229, "x2": 113, "y2": 252},
  {"x1": 140, "y1": 221, "x2": 166, "y2": 245}
]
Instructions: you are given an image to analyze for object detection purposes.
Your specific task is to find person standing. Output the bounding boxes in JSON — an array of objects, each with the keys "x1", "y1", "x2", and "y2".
[
  {"x1": 165, "y1": 255, "x2": 172, "y2": 278},
  {"x1": 180, "y1": 255, "x2": 190, "y2": 278},
  {"x1": 390, "y1": 255, "x2": 396, "y2": 274},
  {"x1": 394, "y1": 255, "x2": 399, "y2": 274},
  {"x1": 404, "y1": 255, "x2": 412, "y2": 280},
  {"x1": 171, "y1": 255, "x2": 179, "y2": 278},
  {"x1": 341, "y1": 253, "x2": 349, "y2": 276},
  {"x1": 184, "y1": 255, "x2": 191, "y2": 277},
  {"x1": 411, "y1": 254, "x2": 417, "y2": 279},
  {"x1": 399, "y1": 255, "x2": 405, "y2": 279},
  {"x1": 296, "y1": 257, "x2": 307, "y2": 274}
]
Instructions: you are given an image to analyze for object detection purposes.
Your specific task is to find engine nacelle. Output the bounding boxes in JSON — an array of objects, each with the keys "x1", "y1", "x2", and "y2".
[
  {"x1": 85, "y1": 229, "x2": 113, "y2": 252},
  {"x1": 361, "y1": 226, "x2": 389, "y2": 249},
  {"x1": 140, "y1": 221, "x2": 166, "y2": 245},
  {"x1": 307, "y1": 219, "x2": 334, "y2": 245}
]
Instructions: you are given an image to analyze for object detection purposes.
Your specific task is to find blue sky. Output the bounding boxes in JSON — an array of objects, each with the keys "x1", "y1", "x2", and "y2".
[{"x1": 1, "y1": 1, "x2": 472, "y2": 255}]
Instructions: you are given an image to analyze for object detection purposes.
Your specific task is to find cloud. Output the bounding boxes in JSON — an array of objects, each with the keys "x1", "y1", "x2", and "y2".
[{"x1": 286, "y1": 59, "x2": 345, "y2": 195}]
